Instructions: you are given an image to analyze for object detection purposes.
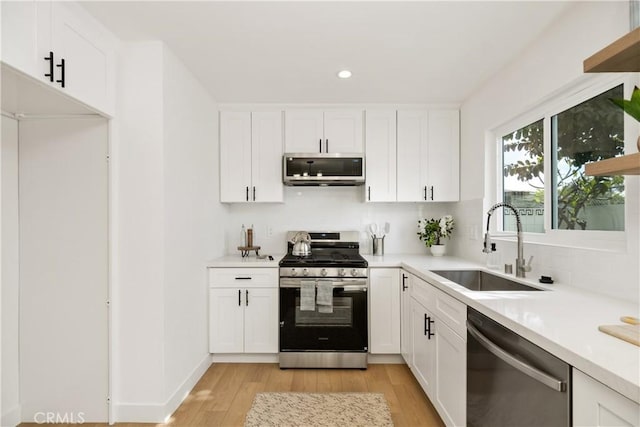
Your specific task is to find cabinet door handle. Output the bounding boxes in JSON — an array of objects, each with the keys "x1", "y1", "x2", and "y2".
[
  {"x1": 430, "y1": 186, "x2": 434, "y2": 201},
  {"x1": 423, "y1": 186, "x2": 427, "y2": 201},
  {"x1": 402, "y1": 274, "x2": 408, "y2": 291},
  {"x1": 44, "y1": 51, "x2": 54, "y2": 82},
  {"x1": 56, "y1": 58, "x2": 65, "y2": 88},
  {"x1": 319, "y1": 139, "x2": 322, "y2": 153},
  {"x1": 253, "y1": 186, "x2": 256, "y2": 201},
  {"x1": 325, "y1": 139, "x2": 329, "y2": 153},
  {"x1": 245, "y1": 289, "x2": 249, "y2": 306},
  {"x1": 238, "y1": 289, "x2": 241, "y2": 306},
  {"x1": 424, "y1": 314, "x2": 428, "y2": 336},
  {"x1": 246, "y1": 186, "x2": 249, "y2": 202},
  {"x1": 368, "y1": 186, "x2": 371, "y2": 201},
  {"x1": 427, "y1": 316, "x2": 435, "y2": 339}
]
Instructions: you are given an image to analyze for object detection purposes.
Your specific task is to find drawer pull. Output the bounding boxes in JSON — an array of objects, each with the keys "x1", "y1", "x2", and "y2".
[{"x1": 235, "y1": 276, "x2": 252, "y2": 280}]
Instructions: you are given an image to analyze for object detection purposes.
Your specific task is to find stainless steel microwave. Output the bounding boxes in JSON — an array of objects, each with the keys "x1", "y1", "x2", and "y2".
[{"x1": 283, "y1": 153, "x2": 365, "y2": 186}]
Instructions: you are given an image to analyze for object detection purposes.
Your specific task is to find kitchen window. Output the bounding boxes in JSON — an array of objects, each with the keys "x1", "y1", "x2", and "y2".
[{"x1": 494, "y1": 75, "x2": 636, "y2": 249}]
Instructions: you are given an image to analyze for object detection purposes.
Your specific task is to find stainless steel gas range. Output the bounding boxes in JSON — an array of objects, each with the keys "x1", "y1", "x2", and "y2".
[{"x1": 278, "y1": 231, "x2": 368, "y2": 369}]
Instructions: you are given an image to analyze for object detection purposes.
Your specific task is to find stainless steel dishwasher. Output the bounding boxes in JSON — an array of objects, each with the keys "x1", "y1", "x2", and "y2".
[{"x1": 467, "y1": 307, "x2": 571, "y2": 426}]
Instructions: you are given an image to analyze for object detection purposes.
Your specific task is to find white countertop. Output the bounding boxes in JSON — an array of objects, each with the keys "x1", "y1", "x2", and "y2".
[
  {"x1": 209, "y1": 253, "x2": 640, "y2": 403},
  {"x1": 207, "y1": 254, "x2": 283, "y2": 268}
]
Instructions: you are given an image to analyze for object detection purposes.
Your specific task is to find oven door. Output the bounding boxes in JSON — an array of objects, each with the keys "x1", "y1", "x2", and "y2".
[{"x1": 279, "y1": 278, "x2": 368, "y2": 352}]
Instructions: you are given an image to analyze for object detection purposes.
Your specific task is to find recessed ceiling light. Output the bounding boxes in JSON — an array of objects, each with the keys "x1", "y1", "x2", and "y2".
[{"x1": 337, "y1": 70, "x2": 352, "y2": 79}]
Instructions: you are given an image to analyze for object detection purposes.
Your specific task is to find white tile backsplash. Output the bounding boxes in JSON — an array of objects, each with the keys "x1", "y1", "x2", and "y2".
[{"x1": 225, "y1": 186, "x2": 456, "y2": 256}]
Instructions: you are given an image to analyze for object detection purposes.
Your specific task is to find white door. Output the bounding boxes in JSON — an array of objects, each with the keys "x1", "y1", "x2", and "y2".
[
  {"x1": 435, "y1": 320, "x2": 466, "y2": 427},
  {"x1": 220, "y1": 111, "x2": 252, "y2": 202},
  {"x1": 284, "y1": 110, "x2": 324, "y2": 153},
  {"x1": 243, "y1": 288, "x2": 278, "y2": 353},
  {"x1": 324, "y1": 110, "x2": 363, "y2": 153},
  {"x1": 411, "y1": 299, "x2": 435, "y2": 398},
  {"x1": 251, "y1": 111, "x2": 283, "y2": 202},
  {"x1": 19, "y1": 118, "x2": 109, "y2": 422},
  {"x1": 400, "y1": 272, "x2": 413, "y2": 367},
  {"x1": 397, "y1": 110, "x2": 428, "y2": 201},
  {"x1": 365, "y1": 110, "x2": 396, "y2": 202},
  {"x1": 209, "y1": 288, "x2": 245, "y2": 353},
  {"x1": 370, "y1": 269, "x2": 400, "y2": 354},
  {"x1": 50, "y1": 2, "x2": 115, "y2": 115},
  {"x1": 427, "y1": 110, "x2": 459, "y2": 202}
]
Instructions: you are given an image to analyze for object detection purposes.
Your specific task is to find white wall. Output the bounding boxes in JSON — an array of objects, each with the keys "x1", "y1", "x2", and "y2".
[
  {"x1": 1, "y1": 116, "x2": 20, "y2": 426},
  {"x1": 450, "y1": 1, "x2": 640, "y2": 302},
  {"x1": 114, "y1": 42, "x2": 166, "y2": 415},
  {"x1": 162, "y1": 47, "x2": 221, "y2": 410},
  {"x1": 113, "y1": 41, "x2": 223, "y2": 422},
  {"x1": 226, "y1": 187, "x2": 455, "y2": 256}
]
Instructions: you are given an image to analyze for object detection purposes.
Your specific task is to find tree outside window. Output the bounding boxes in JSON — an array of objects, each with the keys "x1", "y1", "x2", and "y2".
[{"x1": 502, "y1": 85, "x2": 625, "y2": 233}]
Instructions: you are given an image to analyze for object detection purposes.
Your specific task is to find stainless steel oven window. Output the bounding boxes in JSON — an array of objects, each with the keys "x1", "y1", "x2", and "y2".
[{"x1": 294, "y1": 297, "x2": 353, "y2": 327}]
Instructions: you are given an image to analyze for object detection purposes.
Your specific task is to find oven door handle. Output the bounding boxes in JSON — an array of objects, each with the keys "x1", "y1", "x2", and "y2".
[
  {"x1": 279, "y1": 279, "x2": 367, "y2": 291},
  {"x1": 467, "y1": 321, "x2": 566, "y2": 392}
]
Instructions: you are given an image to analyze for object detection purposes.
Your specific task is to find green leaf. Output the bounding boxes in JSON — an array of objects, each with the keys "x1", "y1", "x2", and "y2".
[{"x1": 609, "y1": 86, "x2": 640, "y2": 122}]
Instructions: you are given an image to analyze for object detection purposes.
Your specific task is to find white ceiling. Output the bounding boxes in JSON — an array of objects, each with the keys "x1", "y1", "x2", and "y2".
[{"x1": 81, "y1": 1, "x2": 574, "y2": 104}]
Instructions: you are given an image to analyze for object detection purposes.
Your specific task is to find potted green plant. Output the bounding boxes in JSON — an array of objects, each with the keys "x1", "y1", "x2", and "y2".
[
  {"x1": 610, "y1": 85, "x2": 640, "y2": 150},
  {"x1": 417, "y1": 215, "x2": 454, "y2": 256}
]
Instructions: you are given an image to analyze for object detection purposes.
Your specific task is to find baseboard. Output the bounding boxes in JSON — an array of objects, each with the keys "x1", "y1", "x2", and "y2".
[
  {"x1": 163, "y1": 354, "x2": 212, "y2": 420},
  {"x1": 211, "y1": 353, "x2": 279, "y2": 363},
  {"x1": 368, "y1": 354, "x2": 404, "y2": 364},
  {"x1": 114, "y1": 354, "x2": 212, "y2": 423},
  {"x1": 1, "y1": 404, "x2": 21, "y2": 427}
]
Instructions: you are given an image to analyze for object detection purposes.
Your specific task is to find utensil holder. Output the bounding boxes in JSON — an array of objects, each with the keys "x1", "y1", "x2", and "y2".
[{"x1": 372, "y1": 236, "x2": 385, "y2": 256}]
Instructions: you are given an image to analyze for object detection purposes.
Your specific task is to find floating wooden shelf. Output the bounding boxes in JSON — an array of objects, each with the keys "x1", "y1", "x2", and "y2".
[
  {"x1": 583, "y1": 27, "x2": 640, "y2": 72},
  {"x1": 585, "y1": 152, "x2": 640, "y2": 176}
]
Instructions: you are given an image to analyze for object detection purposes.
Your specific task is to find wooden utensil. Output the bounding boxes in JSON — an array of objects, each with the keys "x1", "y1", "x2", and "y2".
[{"x1": 620, "y1": 316, "x2": 640, "y2": 325}]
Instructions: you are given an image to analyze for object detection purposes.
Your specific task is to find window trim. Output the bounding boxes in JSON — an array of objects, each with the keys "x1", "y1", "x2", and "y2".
[{"x1": 489, "y1": 73, "x2": 639, "y2": 252}]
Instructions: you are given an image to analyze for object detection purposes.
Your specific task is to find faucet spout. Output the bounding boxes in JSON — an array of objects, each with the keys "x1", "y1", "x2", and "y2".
[{"x1": 484, "y1": 202, "x2": 530, "y2": 278}]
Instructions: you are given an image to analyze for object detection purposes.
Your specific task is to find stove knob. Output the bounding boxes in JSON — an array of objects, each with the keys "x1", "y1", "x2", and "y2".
[
  {"x1": 339, "y1": 269, "x2": 346, "y2": 277},
  {"x1": 290, "y1": 269, "x2": 297, "y2": 276},
  {"x1": 351, "y1": 268, "x2": 358, "y2": 277},
  {"x1": 303, "y1": 268, "x2": 309, "y2": 277},
  {"x1": 321, "y1": 268, "x2": 328, "y2": 277}
]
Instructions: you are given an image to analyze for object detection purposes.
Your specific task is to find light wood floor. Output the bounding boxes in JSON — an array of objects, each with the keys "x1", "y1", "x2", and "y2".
[{"x1": 21, "y1": 363, "x2": 444, "y2": 427}]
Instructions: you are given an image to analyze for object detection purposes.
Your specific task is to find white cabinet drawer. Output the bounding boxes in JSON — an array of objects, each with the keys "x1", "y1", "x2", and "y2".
[
  {"x1": 432, "y1": 288, "x2": 466, "y2": 339},
  {"x1": 208, "y1": 268, "x2": 278, "y2": 288},
  {"x1": 410, "y1": 273, "x2": 434, "y2": 309}
]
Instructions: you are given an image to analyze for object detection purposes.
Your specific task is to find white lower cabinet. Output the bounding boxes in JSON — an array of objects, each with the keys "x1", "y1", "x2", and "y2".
[
  {"x1": 403, "y1": 269, "x2": 466, "y2": 427},
  {"x1": 400, "y1": 272, "x2": 413, "y2": 367},
  {"x1": 208, "y1": 268, "x2": 278, "y2": 354},
  {"x1": 411, "y1": 297, "x2": 435, "y2": 394},
  {"x1": 573, "y1": 369, "x2": 640, "y2": 427},
  {"x1": 369, "y1": 268, "x2": 401, "y2": 354},
  {"x1": 434, "y1": 319, "x2": 466, "y2": 426}
]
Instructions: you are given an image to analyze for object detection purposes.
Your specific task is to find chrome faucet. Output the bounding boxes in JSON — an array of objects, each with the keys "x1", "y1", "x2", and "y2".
[{"x1": 483, "y1": 202, "x2": 533, "y2": 278}]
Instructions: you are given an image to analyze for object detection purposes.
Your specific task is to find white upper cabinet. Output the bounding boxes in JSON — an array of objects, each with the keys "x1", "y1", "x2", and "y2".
[
  {"x1": 1, "y1": 1, "x2": 40, "y2": 77},
  {"x1": 220, "y1": 111, "x2": 283, "y2": 203},
  {"x1": 397, "y1": 110, "x2": 428, "y2": 202},
  {"x1": 397, "y1": 109, "x2": 459, "y2": 202},
  {"x1": 285, "y1": 109, "x2": 363, "y2": 153},
  {"x1": 284, "y1": 110, "x2": 324, "y2": 153},
  {"x1": 0, "y1": 1, "x2": 116, "y2": 116},
  {"x1": 365, "y1": 110, "x2": 397, "y2": 202},
  {"x1": 427, "y1": 110, "x2": 460, "y2": 202}
]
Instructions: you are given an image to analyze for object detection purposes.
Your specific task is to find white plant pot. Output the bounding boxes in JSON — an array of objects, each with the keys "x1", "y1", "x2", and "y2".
[{"x1": 430, "y1": 244, "x2": 446, "y2": 257}]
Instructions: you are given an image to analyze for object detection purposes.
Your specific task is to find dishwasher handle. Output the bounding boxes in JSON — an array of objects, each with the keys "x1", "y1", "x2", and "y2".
[{"x1": 467, "y1": 320, "x2": 566, "y2": 392}]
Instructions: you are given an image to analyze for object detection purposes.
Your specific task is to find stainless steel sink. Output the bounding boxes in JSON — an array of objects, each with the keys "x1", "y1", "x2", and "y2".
[{"x1": 430, "y1": 270, "x2": 544, "y2": 291}]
